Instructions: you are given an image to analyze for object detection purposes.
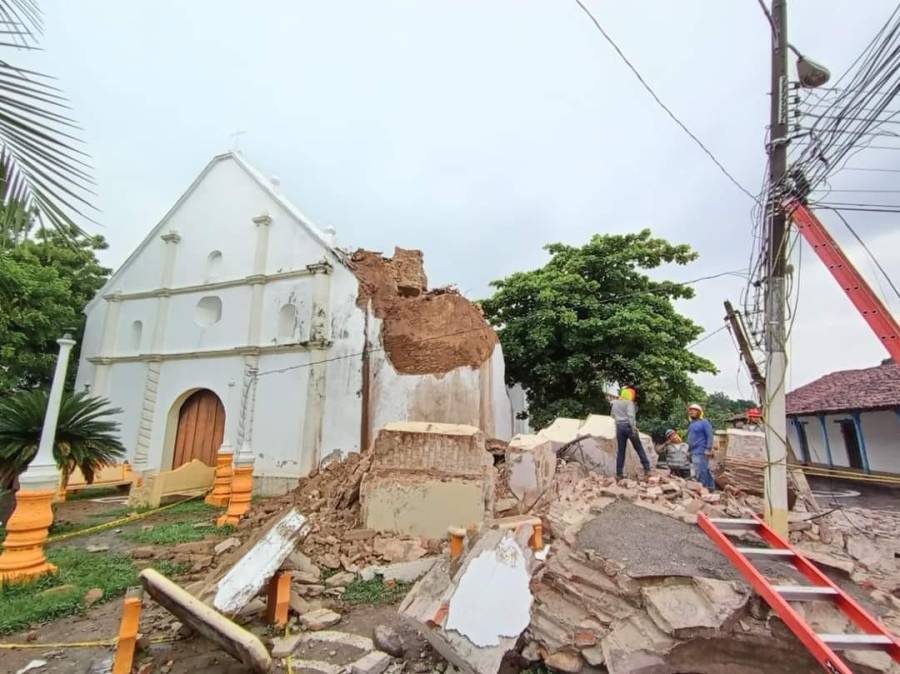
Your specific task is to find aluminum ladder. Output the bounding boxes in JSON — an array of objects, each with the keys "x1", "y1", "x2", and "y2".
[{"x1": 698, "y1": 512, "x2": 900, "y2": 674}]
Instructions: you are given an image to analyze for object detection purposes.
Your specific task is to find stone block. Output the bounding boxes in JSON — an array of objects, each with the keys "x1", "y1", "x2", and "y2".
[
  {"x1": 506, "y1": 434, "x2": 557, "y2": 509},
  {"x1": 362, "y1": 474, "x2": 490, "y2": 539},
  {"x1": 537, "y1": 418, "x2": 583, "y2": 451},
  {"x1": 299, "y1": 608, "x2": 342, "y2": 631},
  {"x1": 351, "y1": 651, "x2": 392, "y2": 674},
  {"x1": 558, "y1": 415, "x2": 656, "y2": 478},
  {"x1": 360, "y1": 558, "x2": 438, "y2": 583},
  {"x1": 368, "y1": 422, "x2": 490, "y2": 478}
]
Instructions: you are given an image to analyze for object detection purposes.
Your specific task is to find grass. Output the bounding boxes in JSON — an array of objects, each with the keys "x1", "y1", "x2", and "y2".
[
  {"x1": 0, "y1": 546, "x2": 139, "y2": 635},
  {"x1": 66, "y1": 487, "x2": 123, "y2": 501},
  {"x1": 123, "y1": 520, "x2": 235, "y2": 546},
  {"x1": 153, "y1": 559, "x2": 192, "y2": 577},
  {"x1": 342, "y1": 576, "x2": 412, "y2": 605}
]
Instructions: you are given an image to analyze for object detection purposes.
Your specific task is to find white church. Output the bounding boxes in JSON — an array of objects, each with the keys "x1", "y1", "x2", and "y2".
[{"x1": 75, "y1": 152, "x2": 513, "y2": 496}]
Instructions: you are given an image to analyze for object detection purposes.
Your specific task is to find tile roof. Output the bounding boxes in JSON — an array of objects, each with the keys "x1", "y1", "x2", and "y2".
[{"x1": 786, "y1": 361, "x2": 900, "y2": 415}]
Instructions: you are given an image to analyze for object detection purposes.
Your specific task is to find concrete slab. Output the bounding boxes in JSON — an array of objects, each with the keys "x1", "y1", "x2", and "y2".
[
  {"x1": 537, "y1": 418, "x2": 583, "y2": 450},
  {"x1": 213, "y1": 508, "x2": 309, "y2": 615},
  {"x1": 360, "y1": 557, "x2": 438, "y2": 582},
  {"x1": 362, "y1": 475, "x2": 489, "y2": 538},
  {"x1": 140, "y1": 569, "x2": 272, "y2": 673},
  {"x1": 506, "y1": 434, "x2": 556, "y2": 510}
]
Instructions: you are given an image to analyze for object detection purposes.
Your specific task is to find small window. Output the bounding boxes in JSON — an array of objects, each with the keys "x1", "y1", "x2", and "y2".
[
  {"x1": 195, "y1": 296, "x2": 222, "y2": 327},
  {"x1": 130, "y1": 320, "x2": 143, "y2": 351},
  {"x1": 207, "y1": 250, "x2": 223, "y2": 280},
  {"x1": 278, "y1": 304, "x2": 298, "y2": 339}
]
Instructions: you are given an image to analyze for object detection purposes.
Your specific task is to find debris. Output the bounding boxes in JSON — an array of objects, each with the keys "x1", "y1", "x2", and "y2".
[
  {"x1": 373, "y1": 625, "x2": 404, "y2": 657},
  {"x1": 360, "y1": 558, "x2": 438, "y2": 583},
  {"x1": 325, "y1": 571, "x2": 357, "y2": 588},
  {"x1": 140, "y1": 569, "x2": 272, "y2": 673},
  {"x1": 299, "y1": 608, "x2": 342, "y2": 631},
  {"x1": 85, "y1": 544, "x2": 109, "y2": 553},
  {"x1": 15, "y1": 660, "x2": 47, "y2": 674},
  {"x1": 360, "y1": 422, "x2": 494, "y2": 538},
  {"x1": 299, "y1": 630, "x2": 374, "y2": 652},
  {"x1": 37, "y1": 584, "x2": 76, "y2": 598},
  {"x1": 214, "y1": 538, "x2": 241, "y2": 556},
  {"x1": 401, "y1": 527, "x2": 536, "y2": 674},
  {"x1": 83, "y1": 587, "x2": 104, "y2": 607},
  {"x1": 543, "y1": 650, "x2": 582, "y2": 673},
  {"x1": 505, "y1": 434, "x2": 556, "y2": 511},
  {"x1": 211, "y1": 508, "x2": 308, "y2": 615},
  {"x1": 270, "y1": 634, "x2": 302, "y2": 658},
  {"x1": 351, "y1": 651, "x2": 392, "y2": 674}
]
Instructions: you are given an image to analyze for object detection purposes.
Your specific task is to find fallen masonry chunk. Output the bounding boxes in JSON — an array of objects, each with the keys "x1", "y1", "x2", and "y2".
[
  {"x1": 299, "y1": 608, "x2": 342, "y2": 631},
  {"x1": 140, "y1": 568, "x2": 272, "y2": 673},
  {"x1": 325, "y1": 571, "x2": 356, "y2": 588},
  {"x1": 299, "y1": 630, "x2": 374, "y2": 652},
  {"x1": 270, "y1": 634, "x2": 302, "y2": 658},
  {"x1": 214, "y1": 537, "x2": 241, "y2": 556},
  {"x1": 373, "y1": 624, "x2": 404, "y2": 657},
  {"x1": 212, "y1": 508, "x2": 309, "y2": 615},
  {"x1": 351, "y1": 650, "x2": 392, "y2": 674},
  {"x1": 360, "y1": 558, "x2": 437, "y2": 583},
  {"x1": 85, "y1": 544, "x2": 110, "y2": 553},
  {"x1": 83, "y1": 587, "x2": 104, "y2": 607},
  {"x1": 400, "y1": 526, "x2": 537, "y2": 674}
]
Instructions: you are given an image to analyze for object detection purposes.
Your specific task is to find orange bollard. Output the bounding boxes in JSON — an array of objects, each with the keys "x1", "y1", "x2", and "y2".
[
  {"x1": 0, "y1": 489, "x2": 57, "y2": 584},
  {"x1": 217, "y1": 463, "x2": 253, "y2": 527},
  {"x1": 205, "y1": 450, "x2": 233, "y2": 507},
  {"x1": 265, "y1": 570, "x2": 292, "y2": 628},
  {"x1": 529, "y1": 522, "x2": 543, "y2": 551},
  {"x1": 448, "y1": 527, "x2": 466, "y2": 560},
  {"x1": 112, "y1": 595, "x2": 142, "y2": 674}
]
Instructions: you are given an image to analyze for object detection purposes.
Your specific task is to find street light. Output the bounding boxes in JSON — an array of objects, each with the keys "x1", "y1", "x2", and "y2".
[{"x1": 791, "y1": 46, "x2": 831, "y2": 88}]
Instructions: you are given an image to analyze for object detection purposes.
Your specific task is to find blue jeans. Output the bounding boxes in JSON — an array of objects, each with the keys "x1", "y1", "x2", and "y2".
[
  {"x1": 692, "y1": 453, "x2": 716, "y2": 490},
  {"x1": 616, "y1": 423, "x2": 651, "y2": 477}
]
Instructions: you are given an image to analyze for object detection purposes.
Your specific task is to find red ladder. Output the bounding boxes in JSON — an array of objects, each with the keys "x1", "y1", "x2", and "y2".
[{"x1": 698, "y1": 513, "x2": 900, "y2": 674}]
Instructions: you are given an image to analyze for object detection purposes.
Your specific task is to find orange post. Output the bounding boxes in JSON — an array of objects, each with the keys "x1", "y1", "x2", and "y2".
[
  {"x1": 448, "y1": 527, "x2": 466, "y2": 560},
  {"x1": 112, "y1": 596, "x2": 142, "y2": 674},
  {"x1": 529, "y1": 522, "x2": 543, "y2": 551},
  {"x1": 205, "y1": 450, "x2": 233, "y2": 507},
  {"x1": 265, "y1": 570, "x2": 292, "y2": 628},
  {"x1": 217, "y1": 464, "x2": 253, "y2": 527},
  {"x1": 0, "y1": 489, "x2": 57, "y2": 584}
]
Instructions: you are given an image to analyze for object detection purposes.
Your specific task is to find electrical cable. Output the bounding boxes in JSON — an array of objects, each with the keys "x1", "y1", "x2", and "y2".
[{"x1": 573, "y1": 0, "x2": 759, "y2": 203}]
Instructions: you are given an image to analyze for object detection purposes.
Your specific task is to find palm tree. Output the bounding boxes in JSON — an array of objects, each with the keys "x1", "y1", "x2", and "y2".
[
  {"x1": 0, "y1": 1, "x2": 94, "y2": 240},
  {"x1": 0, "y1": 389, "x2": 125, "y2": 502}
]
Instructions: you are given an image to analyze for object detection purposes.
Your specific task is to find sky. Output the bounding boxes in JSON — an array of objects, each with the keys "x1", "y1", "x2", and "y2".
[{"x1": 26, "y1": 0, "x2": 900, "y2": 399}]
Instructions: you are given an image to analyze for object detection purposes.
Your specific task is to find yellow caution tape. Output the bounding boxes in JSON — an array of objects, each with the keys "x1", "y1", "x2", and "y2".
[
  {"x1": 47, "y1": 493, "x2": 210, "y2": 544},
  {"x1": 0, "y1": 634, "x2": 180, "y2": 650},
  {"x1": 792, "y1": 464, "x2": 900, "y2": 486}
]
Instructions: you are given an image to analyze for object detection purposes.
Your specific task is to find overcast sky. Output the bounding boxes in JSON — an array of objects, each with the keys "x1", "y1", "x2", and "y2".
[{"x1": 30, "y1": 0, "x2": 900, "y2": 399}]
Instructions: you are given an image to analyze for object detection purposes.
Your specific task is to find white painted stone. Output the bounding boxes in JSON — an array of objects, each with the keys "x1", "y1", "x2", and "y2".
[
  {"x1": 537, "y1": 418, "x2": 583, "y2": 451},
  {"x1": 351, "y1": 651, "x2": 392, "y2": 674},
  {"x1": 213, "y1": 508, "x2": 308, "y2": 615},
  {"x1": 299, "y1": 630, "x2": 374, "y2": 652},
  {"x1": 506, "y1": 434, "x2": 556, "y2": 509},
  {"x1": 360, "y1": 558, "x2": 438, "y2": 582},
  {"x1": 445, "y1": 535, "x2": 533, "y2": 647}
]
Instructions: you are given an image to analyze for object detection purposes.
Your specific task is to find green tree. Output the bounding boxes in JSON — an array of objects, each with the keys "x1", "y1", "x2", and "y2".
[
  {"x1": 482, "y1": 229, "x2": 716, "y2": 429},
  {"x1": 0, "y1": 389, "x2": 125, "y2": 524},
  {"x1": 0, "y1": 222, "x2": 110, "y2": 391}
]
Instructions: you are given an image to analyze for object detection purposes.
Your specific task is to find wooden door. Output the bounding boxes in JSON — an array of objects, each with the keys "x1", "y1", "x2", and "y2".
[{"x1": 173, "y1": 389, "x2": 225, "y2": 468}]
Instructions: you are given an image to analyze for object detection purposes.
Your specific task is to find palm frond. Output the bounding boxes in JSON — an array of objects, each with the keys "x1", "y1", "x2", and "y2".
[
  {"x1": 0, "y1": 0, "x2": 96, "y2": 240},
  {"x1": 0, "y1": 389, "x2": 125, "y2": 483}
]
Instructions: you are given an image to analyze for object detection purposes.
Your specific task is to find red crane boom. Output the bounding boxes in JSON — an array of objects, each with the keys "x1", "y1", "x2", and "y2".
[{"x1": 785, "y1": 199, "x2": 900, "y2": 362}]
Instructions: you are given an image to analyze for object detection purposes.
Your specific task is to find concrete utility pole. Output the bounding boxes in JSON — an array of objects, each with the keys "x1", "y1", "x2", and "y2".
[{"x1": 764, "y1": 0, "x2": 790, "y2": 537}]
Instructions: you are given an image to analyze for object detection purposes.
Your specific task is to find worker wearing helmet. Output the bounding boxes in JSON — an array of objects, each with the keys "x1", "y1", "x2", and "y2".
[
  {"x1": 660, "y1": 429, "x2": 691, "y2": 478},
  {"x1": 610, "y1": 386, "x2": 652, "y2": 480},
  {"x1": 687, "y1": 403, "x2": 715, "y2": 490}
]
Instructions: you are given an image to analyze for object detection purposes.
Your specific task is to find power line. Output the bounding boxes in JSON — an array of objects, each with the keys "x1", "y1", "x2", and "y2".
[
  {"x1": 572, "y1": 0, "x2": 759, "y2": 203},
  {"x1": 687, "y1": 324, "x2": 729, "y2": 349}
]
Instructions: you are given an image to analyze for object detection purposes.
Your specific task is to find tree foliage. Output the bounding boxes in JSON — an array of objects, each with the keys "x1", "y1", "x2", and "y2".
[
  {"x1": 0, "y1": 221, "x2": 110, "y2": 391},
  {"x1": 0, "y1": 389, "x2": 125, "y2": 493},
  {"x1": 482, "y1": 229, "x2": 717, "y2": 429}
]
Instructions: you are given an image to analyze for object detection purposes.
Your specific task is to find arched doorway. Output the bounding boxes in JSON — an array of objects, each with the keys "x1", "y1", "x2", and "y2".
[{"x1": 172, "y1": 389, "x2": 225, "y2": 468}]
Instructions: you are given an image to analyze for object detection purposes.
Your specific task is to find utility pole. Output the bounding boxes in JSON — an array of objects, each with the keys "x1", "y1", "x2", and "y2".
[
  {"x1": 724, "y1": 301, "x2": 766, "y2": 404},
  {"x1": 764, "y1": 0, "x2": 790, "y2": 537}
]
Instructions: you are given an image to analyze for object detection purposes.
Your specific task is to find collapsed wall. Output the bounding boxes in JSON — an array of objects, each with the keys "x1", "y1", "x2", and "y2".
[{"x1": 351, "y1": 248, "x2": 512, "y2": 440}]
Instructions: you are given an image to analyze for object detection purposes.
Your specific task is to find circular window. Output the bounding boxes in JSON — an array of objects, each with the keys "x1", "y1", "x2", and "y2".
[{"x1": 195, "y1": 296, "x2": 222, "y2": 327}]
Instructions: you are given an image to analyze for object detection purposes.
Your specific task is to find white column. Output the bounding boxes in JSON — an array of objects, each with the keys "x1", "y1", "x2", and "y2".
[
  {"x1": 92, "y1": 294, "x2": 122, "y2": 397},
  {"x1": 134, "y1": 230, "x2": 180, "y2": 472},
  {"x1": 299, "y1": 260, "x2": 332, "y2": 474},
  {"x1": 20, "y1": 335, "x2": 76, "y2": 491}
]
